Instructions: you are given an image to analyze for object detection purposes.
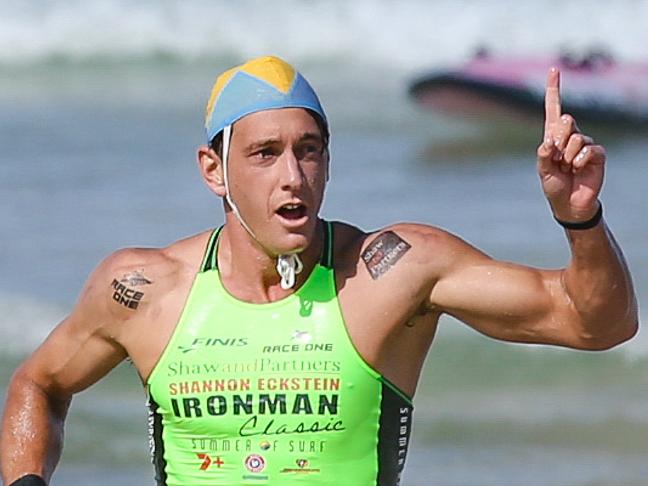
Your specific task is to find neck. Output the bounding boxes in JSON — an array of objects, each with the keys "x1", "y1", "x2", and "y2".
[{"x1": 216, "y1": 217, "x2": 324, "y2": 303}]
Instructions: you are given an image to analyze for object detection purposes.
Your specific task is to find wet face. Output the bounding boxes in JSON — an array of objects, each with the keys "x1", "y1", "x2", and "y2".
[{"x1": 225, "y1": 107, "x2": 329, "y2": 256}]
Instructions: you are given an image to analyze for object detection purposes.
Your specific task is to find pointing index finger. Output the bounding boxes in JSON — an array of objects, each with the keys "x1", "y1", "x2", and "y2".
[{"x1": 545, "y1": 67, "x2": 561, "y2": 131}]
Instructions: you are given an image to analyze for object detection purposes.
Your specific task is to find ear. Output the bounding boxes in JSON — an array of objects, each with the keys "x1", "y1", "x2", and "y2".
[{"x1": 197, "y1": 145, "x2": 227, "y2": 197}]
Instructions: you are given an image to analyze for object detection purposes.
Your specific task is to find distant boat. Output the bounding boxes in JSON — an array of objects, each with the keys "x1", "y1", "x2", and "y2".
[{"x1": 408, "y1": 50, "x2": 648, "y2": 126}]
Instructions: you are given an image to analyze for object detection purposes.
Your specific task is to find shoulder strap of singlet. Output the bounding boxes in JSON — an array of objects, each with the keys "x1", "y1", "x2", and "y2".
[
  {"x1": 200, "y1": 221, "x2": 333, "y2": 273},
  {"x1": 321, "y1": 220, "x2": 334, "y2": 269},
  {"x1": 200, "y1": 226, "x2": 223, "y2": 272}
]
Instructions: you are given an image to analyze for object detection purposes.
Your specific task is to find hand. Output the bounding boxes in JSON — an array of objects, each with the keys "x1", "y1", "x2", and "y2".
[{"x1": 537, "y1": 68, "x2": 605, "y2": 222}]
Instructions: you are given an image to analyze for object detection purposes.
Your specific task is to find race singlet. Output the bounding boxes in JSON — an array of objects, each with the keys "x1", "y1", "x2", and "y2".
[{"x1": 146, "y1": 222, "x2": 413, "y2": 485}]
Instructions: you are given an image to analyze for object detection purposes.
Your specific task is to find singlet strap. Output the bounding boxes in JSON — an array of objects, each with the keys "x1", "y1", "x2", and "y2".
[
  {"x1": 320, "y1": 220, "x2": 334, "y2": 269},
  {"x1": 200, "y1": 226, "x2": 223, "y2": 272}
]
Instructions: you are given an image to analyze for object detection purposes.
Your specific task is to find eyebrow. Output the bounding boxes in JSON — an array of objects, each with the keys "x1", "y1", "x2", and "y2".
[
  {"x1": 298, "y1": 131, "x2": 324, "y2": 144},
  {"x1": 244, "y1": 138, "x2": 281, "y2": 153},
  {"x1": 243, "y1": 132, "x2": 323, "y2": 153}
]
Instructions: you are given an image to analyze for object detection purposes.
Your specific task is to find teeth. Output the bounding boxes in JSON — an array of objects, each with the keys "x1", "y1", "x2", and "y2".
[{"x1": 283, "y1": 203, "x2": 300, "y2": 209}]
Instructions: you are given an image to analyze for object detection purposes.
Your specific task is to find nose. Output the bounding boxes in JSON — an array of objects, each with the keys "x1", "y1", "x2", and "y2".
[{"x1": 279, "y1": 149, "x2": 305, "y2": 191}]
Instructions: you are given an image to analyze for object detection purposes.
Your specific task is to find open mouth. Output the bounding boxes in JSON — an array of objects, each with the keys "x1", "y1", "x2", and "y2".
[{"x1": 276, "y1": 202, "x2": 308, "y2": 221}]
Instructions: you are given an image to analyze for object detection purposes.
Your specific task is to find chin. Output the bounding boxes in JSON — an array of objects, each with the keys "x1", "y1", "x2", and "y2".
[
  {"x1": 273, "y1": 221, "x2": 318, "y2": 255},
  {"x1": 275, "y1": 232, "x2": 310, "y2": 255}
]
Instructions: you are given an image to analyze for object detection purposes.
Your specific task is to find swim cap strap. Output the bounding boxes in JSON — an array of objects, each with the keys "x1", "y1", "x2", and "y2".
[
  {"x1": 276, "y1": 253, "x2": 303, "y2": 290},
  {"x1": 222, "y1": 124, "x2": 303, "y2": 290},
  {"x1": 222, "y1": 124, "x2": 256, "y2": 239}
]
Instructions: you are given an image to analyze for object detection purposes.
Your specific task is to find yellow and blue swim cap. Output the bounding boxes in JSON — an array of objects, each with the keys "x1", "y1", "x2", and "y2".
[{"x1": 204, "y1": 56, "x2": 327, "y2": 143}]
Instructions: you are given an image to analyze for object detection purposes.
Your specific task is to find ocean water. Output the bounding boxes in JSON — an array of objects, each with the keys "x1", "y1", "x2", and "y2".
[{"x1": 1, "y1": 1, "x2": 648, "y2": 485}]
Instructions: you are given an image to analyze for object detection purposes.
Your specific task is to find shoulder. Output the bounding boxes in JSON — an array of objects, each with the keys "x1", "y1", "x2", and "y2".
[
  {"x1": 332, "y1": 220, "x2": 488, "y2": 277},
  {"x1": 104, "y1": 229, "x2": 213, "y2": 279},
  {"x1": 72, "y1": 230, "x2": 214, "y2": 334},
  {"x1": 331, "y1": 220, "x2": 493, "y2": 316}
]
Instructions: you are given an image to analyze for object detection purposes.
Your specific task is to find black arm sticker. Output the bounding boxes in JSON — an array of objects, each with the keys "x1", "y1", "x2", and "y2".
[
  {"x1": 109, "y1": 271, "x2": 152, "y2": 310},
  {"x1": 361, "y1": 231, "x2": 411, "y2": 280},
  {"x1": 111, "y1": 278, "x2": 146, "y2": 310}
]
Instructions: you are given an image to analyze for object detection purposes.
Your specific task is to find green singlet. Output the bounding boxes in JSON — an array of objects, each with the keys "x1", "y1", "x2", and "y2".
[{"x1": 146, "y1": 221, "x2": 413, "y2": 485}]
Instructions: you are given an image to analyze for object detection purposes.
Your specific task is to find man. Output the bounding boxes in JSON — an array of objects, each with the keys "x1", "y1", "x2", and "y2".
[{"x1": 0, "y1": 56, "x2": 638, "y2": 486}]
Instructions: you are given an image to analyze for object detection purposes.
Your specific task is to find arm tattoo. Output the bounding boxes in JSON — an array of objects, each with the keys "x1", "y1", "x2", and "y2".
[
  {"x1": 361, "y1": 231, "x2": 411, "y2": 280},
  {"x1": 111, "y1": 270, "x2": 152, "y2": 310},
  {"x1": 120, "y1": 270, "x2": 153, "y2": 286}
]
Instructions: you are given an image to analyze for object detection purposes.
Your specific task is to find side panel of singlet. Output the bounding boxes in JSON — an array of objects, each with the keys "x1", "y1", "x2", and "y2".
[{"x1": 146, "y1": 224, "x2": 413, "y2": 485}]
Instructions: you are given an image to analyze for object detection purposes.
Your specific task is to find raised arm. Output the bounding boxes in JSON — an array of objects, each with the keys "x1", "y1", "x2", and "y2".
[
  {"x1": 0, "y1": 253, "x2": 134, "y2": 485},
  {"x1": 426, "y1": 68, "x2": 637, "y2": 350}
]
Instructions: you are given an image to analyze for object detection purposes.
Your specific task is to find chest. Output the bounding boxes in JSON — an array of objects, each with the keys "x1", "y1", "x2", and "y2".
[{"x1": 127, "y1": 258, "x2": 437, "y2": 397}]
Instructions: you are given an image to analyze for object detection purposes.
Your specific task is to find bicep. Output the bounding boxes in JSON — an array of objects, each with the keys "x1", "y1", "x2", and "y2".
[
  {"x1": 19, "y1": 307, "x2": 126, "y2": 399},
  {"x1": 428, "y1": 244, "x2": 578, "y2": 346},
  {"x1": 21, "y1": 257, "x2": 131, "y2": 397},
  {"x1": 22, "y1": 314, "x2": 127, "y2": 398}
]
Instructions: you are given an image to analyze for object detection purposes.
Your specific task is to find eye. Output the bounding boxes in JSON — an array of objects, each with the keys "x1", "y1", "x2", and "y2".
[
  {"x1": 253, "y1": 147, "x2": 276, "y2": 160},
  {"x1": 305, "y1": 144, "x2": 320, "y2": 154},
  {"x1": 298, "y1": 142, "x2": 324, "y2": 161}
]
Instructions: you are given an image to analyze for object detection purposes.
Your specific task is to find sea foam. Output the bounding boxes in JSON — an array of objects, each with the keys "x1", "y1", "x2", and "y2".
[
  {"x1": 1, "y1": 0, "x2": 647, "y2": 69},
  {"x1": 0, "y1": 293, "x2": 65, "y2": 356}
]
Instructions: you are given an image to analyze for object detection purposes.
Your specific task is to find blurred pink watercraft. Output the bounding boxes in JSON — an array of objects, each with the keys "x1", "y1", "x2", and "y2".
[{"x1": 409, "y1": 51, "x2": 648, "y2": 126}]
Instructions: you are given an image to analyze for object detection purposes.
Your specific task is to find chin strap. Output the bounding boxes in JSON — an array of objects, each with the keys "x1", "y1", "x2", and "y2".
[
  {"x1": 222, "y1": 124, "x2": 256, "y2": 238},
  {"x1": 221, "y1": 124, "x2": 302, "y2": 289},
  {"x1": 276, "y1": 253, "x2": 304, "y2": 290}
]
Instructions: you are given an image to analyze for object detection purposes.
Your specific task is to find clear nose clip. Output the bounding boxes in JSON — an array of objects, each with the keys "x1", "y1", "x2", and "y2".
[{"x1": 276, "y1": 253, "x2": 304, "y2": 290}]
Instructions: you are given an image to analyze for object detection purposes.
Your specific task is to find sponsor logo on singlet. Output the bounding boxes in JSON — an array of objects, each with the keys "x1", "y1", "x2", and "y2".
[
  {"x1": 244, "y1": 454, "x2": 266, "y2": 473},
  {"x1": 280, "y1": 458, "x2": 321, "y2": 474},
  {"x1": 178, "y1": 337, "x2": 249, "y2": 353},
  {"x1": 196, "y1": 453, "x2": 224, "y2": 471}
]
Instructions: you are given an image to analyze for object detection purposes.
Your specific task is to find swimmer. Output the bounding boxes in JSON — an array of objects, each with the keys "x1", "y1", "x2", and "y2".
[{"x1": 0, "y1": 56, "x2": 637, "y2": 486}]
